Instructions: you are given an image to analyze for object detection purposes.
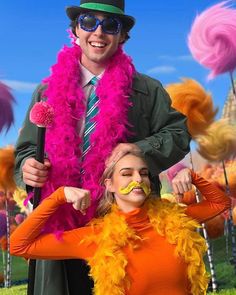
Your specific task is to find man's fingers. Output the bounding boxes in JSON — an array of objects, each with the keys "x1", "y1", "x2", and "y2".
[
  {"x1": 23, "y1": 172, "x2": 48, "y2": 182},
  {"x1": 22, "y1": 166, "x2": 49, "y2": 176},
  {"x1": 24, "y1": 158, "x2": 48, "y2": 170},
  {"x1": 22, "y1": 179, "x2": 45, "y2": 188},
  {"x1": 106, "y1": 147, "x2": 120, "y2": 165},
  {"x1": 44, "y1": 158, "x2": 51, "y2": 168},
  {"x1": 106, "y1": 143, "x2": 141, "y2": 167},
  {"x1": 23, "y1": 168, "x2": 49, "y2": 187},
  {"x1": 22, "y1": 158, "x2": 50, "y2": 187},
  {"x1": 108, "y1": 150, "x2": 123, "y2": 165},
  {"x1": 21, "y1": 157, "x2": 52, "y2": 187}
]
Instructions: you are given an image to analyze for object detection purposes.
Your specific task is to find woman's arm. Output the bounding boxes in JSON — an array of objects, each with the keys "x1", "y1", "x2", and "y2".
[
  {"x1": 185, "y1": 170, "x2": 231, "y2": 223},
  {"x1": 10, "y1": 187, "x2": 96, "y2": 260}
]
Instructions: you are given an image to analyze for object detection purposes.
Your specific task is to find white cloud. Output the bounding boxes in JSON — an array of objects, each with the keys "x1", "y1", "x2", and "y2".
[
  {"x1": 147, "y1": 66, "x2": 177, "y2": 75},
  {"x1": 159, "y1": 55, "x2": 193, "y2": 61},
  {"x1": 1, "y1": 79, "x2": 37, "y2": 93},
  {"x1": 178, "y1": 55, "x2": 193, "y2": 61}
]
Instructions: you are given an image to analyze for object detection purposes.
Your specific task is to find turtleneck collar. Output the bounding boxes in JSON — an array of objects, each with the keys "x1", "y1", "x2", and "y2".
[{"x1": 116, "y1": 203, "x2": 151, "y2": 231}]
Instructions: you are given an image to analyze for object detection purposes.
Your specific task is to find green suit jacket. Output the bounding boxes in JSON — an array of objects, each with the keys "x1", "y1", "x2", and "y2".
[{"x1": 14, "y1": 72, "x2": 191, "y2": 191}]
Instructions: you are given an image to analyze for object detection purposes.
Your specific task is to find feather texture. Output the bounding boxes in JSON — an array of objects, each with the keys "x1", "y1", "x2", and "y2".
[
  {"x1": 196, "y1": 120, "x2": 236, "y2": 161},
  {"x1": 82, "y1": 200, "x2": 209, "y2": 295},
  {"x1": 166, "y1": 78, "x2": 217, "y2": 137},
  {"x1": 148, "y1": 199, "x2": 209, "y2": 295},
  {"x1": 37, "y1": 43, "x2": 135, "y2": 233},
  {"x1": 188, "y1": 1, "x2": 236, "y2": 79},
  {"x1": 0, "y1": 146, "x2": 16, "y2": 191}
]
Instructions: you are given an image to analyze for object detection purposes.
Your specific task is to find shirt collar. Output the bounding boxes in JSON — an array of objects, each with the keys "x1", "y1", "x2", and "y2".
[{"x1": 80, "y1": 62, "x2": 104, "y2": 87}]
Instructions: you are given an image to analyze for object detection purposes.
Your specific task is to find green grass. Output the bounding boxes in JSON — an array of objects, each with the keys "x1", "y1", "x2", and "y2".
[
  {"x1": 0, "y1": 250, "x2": 28, "y2": 281},
  {"x1": 0, "y1": 284, "x2": 27, "y2": 294},
  {"x1": 205, "y1": 235, "x2": 236, "y2": 291},
  {"x1": 208, "y1": 290, "x2": 236, "y2": 295}
]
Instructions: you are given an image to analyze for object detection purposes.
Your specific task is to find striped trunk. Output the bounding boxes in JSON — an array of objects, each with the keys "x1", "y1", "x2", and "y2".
[
  {"x1": 195, "y1": 188, "x2": 218, "y2": 292},
  {"x1": 190, "y1": 152, "x2": 217, "y2": 291},
  {"x1": 222, "y1": 161, "x2": 236, "y2": 270},
  {"x1": 4, "y1": 191, "x2": 12, "y2": 288}
]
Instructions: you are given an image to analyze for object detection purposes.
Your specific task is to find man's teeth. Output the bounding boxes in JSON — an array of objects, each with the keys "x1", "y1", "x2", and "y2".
[{"x1": 90, "y1": 42, "x2": 106, "y2": 48}]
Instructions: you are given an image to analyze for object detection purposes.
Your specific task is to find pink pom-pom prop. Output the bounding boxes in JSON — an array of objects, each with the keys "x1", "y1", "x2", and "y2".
[
  {"x1": 29, "y1": 101, "x2": 54, "y2": 128},
  {"x1": 29, "y1": 101, "x2": 54, "y2": 210},
  {"x1": 188, "y1": 1, "x2": 236, "y2": 80}
]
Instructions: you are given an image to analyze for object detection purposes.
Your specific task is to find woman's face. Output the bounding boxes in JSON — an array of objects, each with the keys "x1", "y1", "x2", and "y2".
[{"x1": 105, "y1": 154, "x2": 151, "y2": 212}]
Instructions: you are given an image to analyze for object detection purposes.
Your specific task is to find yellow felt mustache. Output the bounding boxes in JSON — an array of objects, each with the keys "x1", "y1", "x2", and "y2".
[{"x1": 119, "y1": 181, "x2": 151, "y2": 196}]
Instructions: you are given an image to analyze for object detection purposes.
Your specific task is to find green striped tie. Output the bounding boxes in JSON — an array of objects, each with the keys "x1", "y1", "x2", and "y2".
[{"x1": 82, "y1": 76, "x2": 99, "y2": 157}]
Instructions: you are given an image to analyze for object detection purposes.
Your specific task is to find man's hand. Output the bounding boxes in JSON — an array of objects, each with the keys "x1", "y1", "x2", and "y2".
[
  {"x1": 22, "y1": 158, "x2": 51, "y2": 188},
  {"x1": 64, "y1": 187, "x2": 91, "y2": 215},
  {"x1": 106, "y1": 143, "x2": 141, "y2": 166}
]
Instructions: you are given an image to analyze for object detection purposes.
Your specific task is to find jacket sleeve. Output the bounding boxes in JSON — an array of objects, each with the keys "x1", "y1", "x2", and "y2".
[
  {"x1": 185, "y1": 171, "x2": 231, "y2": 223},
  {"x1": 129, "y1": 74, "x2": 191, "y2": 175},
  {"x1": 14, "y1": 84, "x2": 46, "y2": 190},
  {"x1": 10, "y1": 187, "x2": 96, "y2": 260}
]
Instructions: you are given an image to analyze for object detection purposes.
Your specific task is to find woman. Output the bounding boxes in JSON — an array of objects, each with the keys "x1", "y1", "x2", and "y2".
[{"x1": 10, "y1": 151, "x2": 230, "y2": 295}]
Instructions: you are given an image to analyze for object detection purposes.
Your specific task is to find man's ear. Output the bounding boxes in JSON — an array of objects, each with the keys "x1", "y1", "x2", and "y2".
[
  {"x1": 75, "y1": 26, "x2": 80, "y2": 38},
  {"x1": 104, "y1": 178, "x2": 114, "y2": 193},
  {"x1": 119, "y1": 32, "x2": 126, "y2": 44}
]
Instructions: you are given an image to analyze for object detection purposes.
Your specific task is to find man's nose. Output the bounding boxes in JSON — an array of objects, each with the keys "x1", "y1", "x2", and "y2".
[{"x1": 93, "y1": 24, "x2": 104, "y2": 35}]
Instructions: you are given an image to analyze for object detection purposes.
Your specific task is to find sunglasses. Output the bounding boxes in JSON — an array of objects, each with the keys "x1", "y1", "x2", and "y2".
[{"x1": 78, "y1": 14, "x2": 122, "y2": 35}]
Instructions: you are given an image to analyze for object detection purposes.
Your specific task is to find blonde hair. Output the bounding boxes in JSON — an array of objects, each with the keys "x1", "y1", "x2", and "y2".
[{"x1": 97, "y1": 150, "x2": 150, "y2": 216}]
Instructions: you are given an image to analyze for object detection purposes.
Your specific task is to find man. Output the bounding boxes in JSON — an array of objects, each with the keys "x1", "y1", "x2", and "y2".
[{"x1": 14, "y1": 0, "x2": 191, "y2": 294}]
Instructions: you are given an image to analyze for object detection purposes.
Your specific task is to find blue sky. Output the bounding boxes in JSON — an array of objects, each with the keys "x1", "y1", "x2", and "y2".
[{"x1": 0, "y1": 0, "x2": 231, "y2": 147}]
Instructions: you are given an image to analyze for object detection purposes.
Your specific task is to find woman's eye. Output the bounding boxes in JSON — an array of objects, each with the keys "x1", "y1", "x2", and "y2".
[
  {"x1": 122, "y1": 174, "x2": 131, "y2": 176},
  {"x1": 140, "y1": 173, "x2": 149, "y2": 176}
]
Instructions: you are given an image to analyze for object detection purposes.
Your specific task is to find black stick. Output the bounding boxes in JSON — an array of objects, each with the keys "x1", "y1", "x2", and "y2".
[
  {"x1": 27, "y1": 126, "x2": 46, "y2": 295},
  {"x1": 229, "y1": 72, "x2": 236, "y2": 101}
]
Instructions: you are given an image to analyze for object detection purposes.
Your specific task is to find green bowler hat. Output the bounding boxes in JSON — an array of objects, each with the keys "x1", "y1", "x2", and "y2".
[{"x1": 66, "y1": 0, "x2": 135, "y2": 31}]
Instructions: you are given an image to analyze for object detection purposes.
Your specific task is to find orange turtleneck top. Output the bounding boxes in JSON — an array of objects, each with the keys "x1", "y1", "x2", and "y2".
[{"x1": 10, "y1": 171, "x2": 231, "y2": 295}]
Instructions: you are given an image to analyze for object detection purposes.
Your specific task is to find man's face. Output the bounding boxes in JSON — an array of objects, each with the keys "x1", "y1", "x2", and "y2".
[{"x1": 75, "y1": 12, "x2": 125, "y2": 72}]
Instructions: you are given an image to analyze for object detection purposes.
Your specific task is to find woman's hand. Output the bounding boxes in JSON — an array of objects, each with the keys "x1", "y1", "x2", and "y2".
[
  {"x1": 172, "y1": 168, "x2": 192, "y2": 196},
  {"x1": 64, "y1": 187, "x2": 91, "y2": 215}
]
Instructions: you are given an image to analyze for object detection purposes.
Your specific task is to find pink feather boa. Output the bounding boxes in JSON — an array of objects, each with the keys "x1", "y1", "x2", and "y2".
[{"x1": 40, "y1": 44, "x2": 135, "y2": 233}]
